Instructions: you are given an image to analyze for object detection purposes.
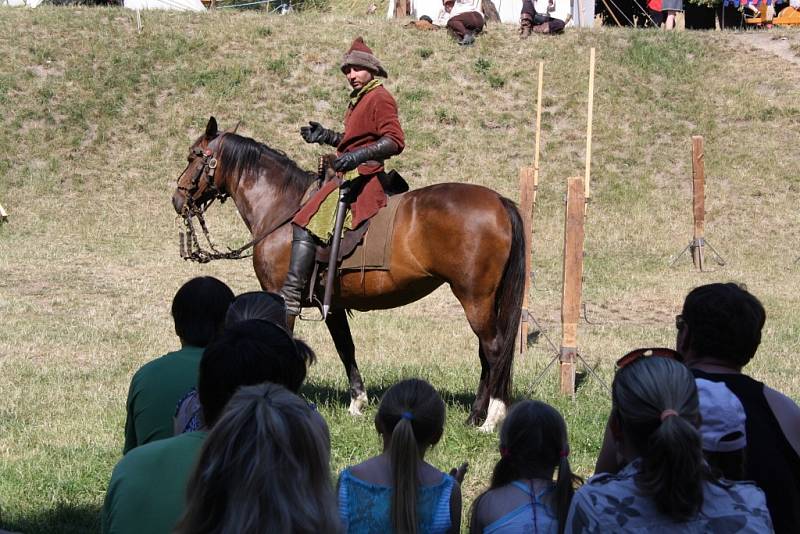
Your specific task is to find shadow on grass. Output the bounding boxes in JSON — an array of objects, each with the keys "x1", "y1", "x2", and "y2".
[
  {"x1": 2, "y1": 503, "x2": 100, "y2": 534},
  {"x1": 301, "y1": 383, "x2": 479, "y2": 413}
]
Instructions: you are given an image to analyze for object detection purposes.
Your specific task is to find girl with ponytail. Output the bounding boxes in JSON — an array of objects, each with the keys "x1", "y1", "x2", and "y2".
[
  {"x1": 338, "y1": 378, "x2": 464, "y2": 534},
  {"x1": 566, "y1": 355, "x2": 772, "y2": 532},
  {"x1": 470, "y1": 400, "x2": 581, "y2": 534}
]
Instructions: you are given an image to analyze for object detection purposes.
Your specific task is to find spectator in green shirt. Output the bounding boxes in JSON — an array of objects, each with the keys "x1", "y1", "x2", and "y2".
[
  {"x1": 123, "y1": 276, "x2": 234, "y2": 454},
  {"x1": 102, "y1": 319, "x2": 317, "y2": 534}
]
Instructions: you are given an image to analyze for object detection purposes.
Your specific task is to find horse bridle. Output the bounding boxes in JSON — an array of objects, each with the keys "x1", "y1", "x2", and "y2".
[{"x1": 176, "y1": 141, "x2": 229, "y2": 211}]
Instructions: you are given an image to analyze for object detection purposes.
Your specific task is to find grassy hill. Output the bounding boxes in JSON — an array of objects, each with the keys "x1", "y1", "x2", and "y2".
[{"x1": 1, "y1": 6, "x2": 799, "y2": 532}]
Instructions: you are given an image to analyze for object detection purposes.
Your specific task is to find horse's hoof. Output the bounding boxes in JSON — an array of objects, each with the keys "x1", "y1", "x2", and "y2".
[
  {"x1": 465, "y1": 412, "x2": 484, "y2": 426},
  {"x1": 478, "y1": 397, "x2": 508, "y2": 433},
  {"x1": 348, "y1": 391, "x2": 368, "y2": 416}
]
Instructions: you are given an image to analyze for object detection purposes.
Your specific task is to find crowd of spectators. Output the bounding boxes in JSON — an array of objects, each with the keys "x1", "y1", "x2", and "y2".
[{"x1": 100, "y1": 280, "x2": 799, "y2": 533}]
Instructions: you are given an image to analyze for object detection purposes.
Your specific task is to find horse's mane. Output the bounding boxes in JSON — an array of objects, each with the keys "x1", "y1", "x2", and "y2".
[{"x1": 218, "y1": 133, "x2": 316, "y2": 197}]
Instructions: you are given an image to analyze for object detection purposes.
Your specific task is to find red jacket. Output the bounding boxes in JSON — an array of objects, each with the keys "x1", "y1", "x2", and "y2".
[
  {"x1": 338, "y1": 84, "x2": 405, "y2": 175},
  {"x1": 294, "y1": 84, "x2": 405, "y2": 230}
]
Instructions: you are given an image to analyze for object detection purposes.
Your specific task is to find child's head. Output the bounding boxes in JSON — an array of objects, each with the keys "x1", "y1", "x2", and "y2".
[
  {"x1": 375, "y1": 379, "x2": 446, "y2": 534},
  {"x1": 472, "y1": 400, "x2": 580, "y2": 534},
  {"x1": 375, "y1": 378, "x2": 446, "y2": 448},
  {"x1": 497, "y1": 400, "x2": 568, "y2": 481},
  {"x1": 198, "y1": 319, "x2": 315, "y2": 427},
  {"x1": 225, "y1": 291, "x2": 288, "y2": 330},
  {"x1": 696, "y1": 378, "x2": 747, "y2": 480},
  {"x1": 176, "y1": 382, "x2": 338, "y2": 534}
]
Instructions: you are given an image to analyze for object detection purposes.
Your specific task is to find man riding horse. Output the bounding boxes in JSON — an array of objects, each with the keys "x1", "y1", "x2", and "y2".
[{"x1": 280, "y1": 37, "x2": 405, "y2": 331}]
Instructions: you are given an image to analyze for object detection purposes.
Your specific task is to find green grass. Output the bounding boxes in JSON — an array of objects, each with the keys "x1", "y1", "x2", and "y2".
[{"x1": 1, "y1": 6, "x2": 800, "y2": 532}]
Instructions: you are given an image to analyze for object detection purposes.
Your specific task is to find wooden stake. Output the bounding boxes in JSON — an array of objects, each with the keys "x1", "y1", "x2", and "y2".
[
  {"x1": 584, "y1": 47, "x2": 595, "y2": 214},
  {"x1": 518, "y1": 167, "x2": 533, "y2": 355},
  {"x1": 533, "y1": 61, "x2": 544, "y2": 196},
  {"x1": 561, "y1": 177, "x2": 585, "y2": 396},
  {"x1": 518, "y1": 61, "x2": 544, "y2": 355},
  {"x1": 0, "y1": 203, "x2": 7, "y2": 222},
  {"x1": 691, "y1": 135, "x2": 706, "y2": 270}
]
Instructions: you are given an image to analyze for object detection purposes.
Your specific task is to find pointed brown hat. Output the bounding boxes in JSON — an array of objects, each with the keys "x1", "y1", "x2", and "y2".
[{"x1": 340, "y1": 37, "x2": 388, "y2": 78}]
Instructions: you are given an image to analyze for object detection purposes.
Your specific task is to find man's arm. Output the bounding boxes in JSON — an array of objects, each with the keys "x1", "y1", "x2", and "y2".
[
  {"x1": 372, "y1": 90, "x2": 405, "y2": 153},
  {"x1": 122, "y1": 376, "x2": 139, "y2": 454},
  {"x1": 764, "y1": 385, "x2": 800, "y2": 457}
]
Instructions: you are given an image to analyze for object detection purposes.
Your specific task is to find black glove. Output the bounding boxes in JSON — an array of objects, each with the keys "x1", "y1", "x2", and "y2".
[
  {"x1": 300, "y1": 121, "x2": 343, "y2": 147},
  {"x1": 332, "y1": 137, "x2": 400, "y2": 173}
]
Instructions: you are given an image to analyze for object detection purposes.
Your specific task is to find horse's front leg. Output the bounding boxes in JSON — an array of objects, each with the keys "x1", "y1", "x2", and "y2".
[{"x1": 325, "y1": 309, "x2": 368, "y2": 416}]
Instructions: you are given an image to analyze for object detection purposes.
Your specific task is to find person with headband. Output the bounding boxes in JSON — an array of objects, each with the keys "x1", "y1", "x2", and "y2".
[
  {"x1": 566, "y1": 356, "x2": 771, "y2": 532},
  {"x1": 337, "y1": 379, "x2": 466, "y2": 534}
]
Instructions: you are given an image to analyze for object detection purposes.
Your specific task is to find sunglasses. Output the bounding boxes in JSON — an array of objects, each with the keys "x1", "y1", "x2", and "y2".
[{"x1": 615, "y1": 347, "x2": 683, "y2": 369}]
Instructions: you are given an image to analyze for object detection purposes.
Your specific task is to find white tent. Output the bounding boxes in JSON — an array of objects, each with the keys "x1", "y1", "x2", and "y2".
[
  {"x1": 3, "y1": 0, "x2": 45, "y2": 7},
  {"x1": 387, "y1": 0, "x2": 522, "y2": 23},
  {"x1": 387, "y1": 0, "x2": 592, "y2": 26},
  {"x1": 124, "y1": 0, "x2": 205, "y2": 11}
]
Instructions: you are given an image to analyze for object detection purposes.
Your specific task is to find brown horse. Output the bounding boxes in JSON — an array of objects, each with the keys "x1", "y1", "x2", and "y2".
[{"x1": 172, "y1": 117, "x2": 525, "y2": 430}]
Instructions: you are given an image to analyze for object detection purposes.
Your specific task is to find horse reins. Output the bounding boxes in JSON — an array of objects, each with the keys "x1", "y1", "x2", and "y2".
[{"x1": 175, "y1": 140, "x2": 316, "y2": 263}]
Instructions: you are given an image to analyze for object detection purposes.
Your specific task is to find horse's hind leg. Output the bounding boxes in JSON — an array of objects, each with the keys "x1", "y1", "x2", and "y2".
[
  {"x1": 455, "y1": 293, "x2": 509, "y2": 431},
  {"x1": 325, "y1": 309, "x2": 368, "y2": 415},
  {"x1": 467, "y1": 348, "x2": 490, "y2": 426}
]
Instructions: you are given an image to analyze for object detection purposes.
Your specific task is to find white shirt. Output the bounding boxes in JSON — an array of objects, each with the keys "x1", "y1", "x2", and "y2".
[{"x1": 434, "y1": 0, "x2": 483, "y2": 25}]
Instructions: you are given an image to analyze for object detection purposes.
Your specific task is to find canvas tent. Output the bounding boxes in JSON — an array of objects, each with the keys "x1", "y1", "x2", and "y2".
[
  {"x1": 387, "y1": 0, "x2": 522, "y2": 23},
  {"x1": 124, "y1": 0, "x2": 205, "y2": 11},
  {"x1": 3, "y1": 0, "x2": 45, "y2": 7},
  {"x1": 387, "y1": 0, "x2": 593, "y2": 26}
]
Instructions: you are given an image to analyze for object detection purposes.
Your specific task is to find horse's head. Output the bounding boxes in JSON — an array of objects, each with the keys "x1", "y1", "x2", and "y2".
[{"x1": 172, "y1": 116, "x2": 232, "y2": 215}]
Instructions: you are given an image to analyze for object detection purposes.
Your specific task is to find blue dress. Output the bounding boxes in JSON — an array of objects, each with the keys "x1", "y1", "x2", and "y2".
[
  {"x1": 483, "y1": 481, "x2": 559, "y2": 534},
  {"x1": 338, "y1": 468, "x2": 456, "y2": 534}
]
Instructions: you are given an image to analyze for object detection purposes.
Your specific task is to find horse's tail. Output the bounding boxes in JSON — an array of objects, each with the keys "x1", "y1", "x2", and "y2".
[{"x1": 491, "y1": 196, "x2": 526, "y2": 402}]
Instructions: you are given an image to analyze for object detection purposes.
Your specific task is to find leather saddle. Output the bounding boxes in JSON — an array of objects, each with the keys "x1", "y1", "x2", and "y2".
[{"x1": 313, "y1": 155, "x2": 408, "y2": 264}]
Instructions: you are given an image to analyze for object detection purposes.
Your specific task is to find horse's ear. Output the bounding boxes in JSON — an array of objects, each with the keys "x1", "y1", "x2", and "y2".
[{"x1": 205, "y1": 116, "x2": 218, "y2": 139}]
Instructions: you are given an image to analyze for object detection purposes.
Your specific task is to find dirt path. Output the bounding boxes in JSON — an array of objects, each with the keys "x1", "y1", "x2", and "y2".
[{"x1": 727, "y1": 31, "x2": 800, "y2": 67}]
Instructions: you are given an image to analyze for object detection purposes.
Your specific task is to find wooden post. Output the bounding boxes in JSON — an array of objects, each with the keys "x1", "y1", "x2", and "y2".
[
  {"x1": 395, "y1": 0, "x2": 408, "y2": 17},
  {"x1": 0, "y1": 203, "x2": 7, "y2": 222},
  {"x1": 561, "y1": 177, "x2": 585, "y2": 395},
  {"x1": 584, "y1": 48, "x2": 595, "y2": 215},
  {"x1": 518, "y1": 61, "x2": 544, "y2": 355},
  {"x1": 691, "y1": 136, "x2": 705, "y2": 271},
  {"x1": 519, "y1": 167, "x2": 532, "y2": 354}
]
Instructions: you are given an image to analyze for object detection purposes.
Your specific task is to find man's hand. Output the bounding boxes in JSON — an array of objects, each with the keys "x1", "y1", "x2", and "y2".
[
  {"x1": 332, "y1": 152, "x2": 361, "y2": 173},
  {"x1": 300, "y1": 121, "x2": 328, "y2": 144},
  {"x1": 449, "y1": 462, "x2": 468, "y2": 484}
]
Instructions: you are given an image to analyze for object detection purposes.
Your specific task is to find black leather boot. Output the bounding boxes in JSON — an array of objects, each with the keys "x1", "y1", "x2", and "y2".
[{"x1": 280, "y1": 225, "x2": 317, "y2": 330}]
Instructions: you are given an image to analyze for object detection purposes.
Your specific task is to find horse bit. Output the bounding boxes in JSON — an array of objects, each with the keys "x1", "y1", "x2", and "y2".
[{"x1": 175, "y1": 145, "x2": 251, "y2": 264}]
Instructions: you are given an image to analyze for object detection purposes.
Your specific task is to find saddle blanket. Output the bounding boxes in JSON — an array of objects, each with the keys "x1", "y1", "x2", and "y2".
[{"x1": 340, "y1": 192, "x2": 404, "y2": 271}]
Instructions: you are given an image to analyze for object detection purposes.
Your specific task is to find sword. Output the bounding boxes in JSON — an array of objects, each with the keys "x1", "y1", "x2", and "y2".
[{"x1": 322, "y1": 181, "x2": 349, "y2": 319}]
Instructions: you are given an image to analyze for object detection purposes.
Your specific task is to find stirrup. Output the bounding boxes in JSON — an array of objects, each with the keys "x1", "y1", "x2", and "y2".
[{"x1": 298, "y1": 296, "x2": 326, "y2": 322}]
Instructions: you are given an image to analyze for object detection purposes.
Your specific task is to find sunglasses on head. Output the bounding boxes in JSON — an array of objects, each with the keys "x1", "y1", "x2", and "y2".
[{"x1": 615, "y1": 347, "x2": 683, "y2": 370}]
